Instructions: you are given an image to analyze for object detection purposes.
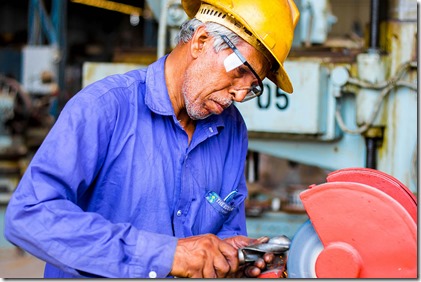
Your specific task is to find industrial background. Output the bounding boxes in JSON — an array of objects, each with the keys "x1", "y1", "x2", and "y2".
[{"x1": 0, "y1": 0, "x2": 418, "y2": 278}]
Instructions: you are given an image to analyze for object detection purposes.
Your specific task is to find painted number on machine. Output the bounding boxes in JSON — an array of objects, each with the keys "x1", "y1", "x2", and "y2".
[{"x1": 256, "y1": 85, "x2": 289, "y2": 111}]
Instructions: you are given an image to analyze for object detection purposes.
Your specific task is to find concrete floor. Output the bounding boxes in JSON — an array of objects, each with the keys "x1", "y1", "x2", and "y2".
[
  {"x1": 1, "y1": 205, "x2": 45, "y2": 278},
  {"x1": 0, "y1": 247, "x2": 45, "y2": 278}
]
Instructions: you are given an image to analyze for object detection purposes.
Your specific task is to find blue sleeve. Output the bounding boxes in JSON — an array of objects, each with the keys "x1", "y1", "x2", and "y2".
[{"x1": 4, "y1": 91, "x2": 177, "y2": 278}]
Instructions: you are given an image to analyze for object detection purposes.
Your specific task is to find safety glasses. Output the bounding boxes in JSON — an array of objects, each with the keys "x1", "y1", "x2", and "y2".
[{"x1": 220, "y1": 34, "x2": 264, "y2": 102}]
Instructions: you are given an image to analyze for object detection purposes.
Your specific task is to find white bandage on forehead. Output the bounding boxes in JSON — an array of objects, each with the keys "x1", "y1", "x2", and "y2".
[{"x1": 224, "y1": 52, "x2": 243, "y2": 72}]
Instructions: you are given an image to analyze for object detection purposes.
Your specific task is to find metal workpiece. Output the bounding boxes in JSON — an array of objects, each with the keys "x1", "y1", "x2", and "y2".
[{"x1": 238, "y1": 235, "x2": 291, "y2": 265}]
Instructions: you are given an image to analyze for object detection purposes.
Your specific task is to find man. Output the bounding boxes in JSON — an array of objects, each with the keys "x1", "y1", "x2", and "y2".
[{"x1": 5, "y1": 0, "x2": 299, "y2": 278}]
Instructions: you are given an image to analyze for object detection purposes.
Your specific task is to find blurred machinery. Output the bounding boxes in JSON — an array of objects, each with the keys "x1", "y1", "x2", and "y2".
[
  {"x1": 0, "y1": 0, "x2": 62, "y2": 202},
  {"x1": 236, "y1": 0, "x2": 417, "y2": 194},
  {"x1": 241, "y1": 1, "x2": 417, "y2": 276}
]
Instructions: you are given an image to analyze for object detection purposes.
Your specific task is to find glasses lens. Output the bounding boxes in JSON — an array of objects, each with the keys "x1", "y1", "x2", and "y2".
[{"x1": 242, "y1": 84, "x2": 262, "y2": 102}]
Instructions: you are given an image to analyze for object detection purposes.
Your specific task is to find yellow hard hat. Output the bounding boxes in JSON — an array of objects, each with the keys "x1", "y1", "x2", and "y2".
[{"x1": 181, "y1": 0, "x2": 300, "y2": 93}]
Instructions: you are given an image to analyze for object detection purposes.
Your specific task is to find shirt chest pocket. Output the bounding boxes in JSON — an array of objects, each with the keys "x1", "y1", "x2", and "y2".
[{"x1": 191, "y1": 191, "x2": 235, "y2": 235}]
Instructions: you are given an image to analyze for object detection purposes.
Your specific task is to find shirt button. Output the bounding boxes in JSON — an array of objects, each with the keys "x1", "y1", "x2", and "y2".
[
  {"x1": 149, "y1": 271, "x2": 157, "y2": 278},
  {"x1": 176, "y1": 210, "x2": 182, "y2": 216}
]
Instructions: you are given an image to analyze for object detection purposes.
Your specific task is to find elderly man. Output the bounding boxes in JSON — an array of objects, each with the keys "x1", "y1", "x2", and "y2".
[{"x1": 5, "y1": 0, "x2": 299, "y2": 278}]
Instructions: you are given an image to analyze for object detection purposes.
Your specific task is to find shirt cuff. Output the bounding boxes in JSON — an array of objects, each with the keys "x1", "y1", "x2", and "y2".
[{"x1": 130, "y1": 231, "x2": 178, "y2": 278}]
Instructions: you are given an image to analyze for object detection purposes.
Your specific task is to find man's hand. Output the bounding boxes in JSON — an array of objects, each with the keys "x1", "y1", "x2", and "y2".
[
  {"x1": 170, "y1": 234, "x2": 239, "y2": 278},
  {"x1": 224, "y1": 235, "x2": 270, "y2": 249},
  {"x1": 224, "y1": 235, "x2": 276, "y2": 278}
]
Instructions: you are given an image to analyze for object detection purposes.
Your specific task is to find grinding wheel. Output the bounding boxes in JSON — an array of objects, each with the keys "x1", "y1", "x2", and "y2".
[
  {"x1": 286, "y1": 220, "x2": 322, "y2": 278},
  {"x1": 286, "y1": 168, "x2": 417, "y2": 278}
]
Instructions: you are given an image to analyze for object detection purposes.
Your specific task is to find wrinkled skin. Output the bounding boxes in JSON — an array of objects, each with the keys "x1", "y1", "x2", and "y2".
[{"x1": 170, "y1": 234, "x2": 274, "y2": 278}]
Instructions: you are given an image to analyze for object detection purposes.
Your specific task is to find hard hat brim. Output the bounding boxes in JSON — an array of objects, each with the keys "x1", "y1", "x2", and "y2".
[
  {"x1": 268, "y1": 66, "x2": 293, "y2": 94},
  {"x1": 182, "y1": 0, "x2": 202, "y2": 18}
]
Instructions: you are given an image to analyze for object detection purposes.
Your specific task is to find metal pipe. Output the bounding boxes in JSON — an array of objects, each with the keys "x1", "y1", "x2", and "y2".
[
  {"x1": 365, "y1": 138, "x2": 378, "y2": 169},
  {"x1": 245, "y1": 151, "x2": 260, "y2": 182},
  {"x1": 369, "y1": 0, "x2": 380, "y2": 51},
  {"x1": 365, "y1": 0, "x2": 382, "y2": 167},
  {"x1": 253, "y1": 151, "x2": 259, "y2": 182},
  {"x1": 157, "y1": 0, "x2": 169, "y2": 58},
  {"x1": 53, "y1": 0, "x2": 67, "y2": 115}
]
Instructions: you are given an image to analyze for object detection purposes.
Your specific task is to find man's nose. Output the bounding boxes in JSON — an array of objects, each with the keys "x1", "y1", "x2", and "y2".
[
  {"x1": 229, "y1": 88, "x2": 249, "y2": 102},
  {"x1": 230, "y1": 76, "x2": 256, "y2": 102}
]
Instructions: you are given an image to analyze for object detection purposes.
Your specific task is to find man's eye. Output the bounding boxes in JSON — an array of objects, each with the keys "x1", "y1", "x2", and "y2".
[{"x1": 236, "y1": 66, "x2": 249, "y2": 76}]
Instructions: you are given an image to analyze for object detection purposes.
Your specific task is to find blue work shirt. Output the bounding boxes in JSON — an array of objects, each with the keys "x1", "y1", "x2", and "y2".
[{"x1": 4, "y1": 55, "x2": 249, "y2": 278}]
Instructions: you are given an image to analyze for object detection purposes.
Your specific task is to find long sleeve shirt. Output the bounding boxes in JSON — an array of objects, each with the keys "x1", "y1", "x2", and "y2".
[{"x1": 4, "y1": 55, "x2": 249, "y2": 278}]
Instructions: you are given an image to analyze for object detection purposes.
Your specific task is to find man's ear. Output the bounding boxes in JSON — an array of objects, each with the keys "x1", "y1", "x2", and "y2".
[{"x1": 190, "y1": 25, "x2": 211, "y2": 59}]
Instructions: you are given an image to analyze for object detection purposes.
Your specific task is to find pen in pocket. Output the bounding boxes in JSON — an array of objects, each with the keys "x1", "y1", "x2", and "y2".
[{"x1": 223, "y1": 190, "x2": 238, "y2": 203}]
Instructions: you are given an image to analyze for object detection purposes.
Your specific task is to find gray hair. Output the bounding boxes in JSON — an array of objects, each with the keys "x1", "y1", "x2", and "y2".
[{"x1": 176, "y1": 18, "x2": 242, "y2": 52}]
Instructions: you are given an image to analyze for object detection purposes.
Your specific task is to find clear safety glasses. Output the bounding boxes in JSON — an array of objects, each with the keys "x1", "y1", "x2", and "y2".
[{"x1": 220, "y1": 34, "x2": 264, "y2": 102}]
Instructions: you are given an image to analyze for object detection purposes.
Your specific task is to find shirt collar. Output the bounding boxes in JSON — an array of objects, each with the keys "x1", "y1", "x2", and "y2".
[{"x1": 144, "y1": 55, "x2": 173, "y2": 116}]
